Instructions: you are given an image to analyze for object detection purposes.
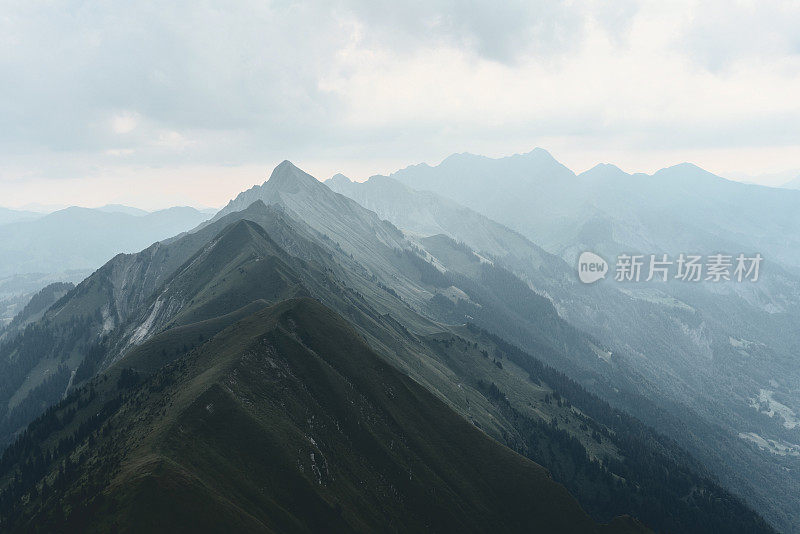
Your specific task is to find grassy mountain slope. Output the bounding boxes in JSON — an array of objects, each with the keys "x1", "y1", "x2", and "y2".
[
  {"x1": 0, "y1": 299, "x2": 646, "y2": 533},
  {"x1": 0, "y1": 202, "x2": 328, "y2": 448}
]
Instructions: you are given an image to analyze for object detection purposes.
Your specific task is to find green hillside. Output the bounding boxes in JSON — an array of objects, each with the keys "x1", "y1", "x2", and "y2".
[{"x1": 0, "y1": 299, "x2": 646, "y2": 533}]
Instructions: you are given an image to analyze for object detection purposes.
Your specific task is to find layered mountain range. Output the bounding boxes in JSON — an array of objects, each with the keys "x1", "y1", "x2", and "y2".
[
  {"x1": 0, "y1": 158, "x2": 790, "y2": 531},
  {"x1": 0, "y1": 206, "x2": 211, "y2": 278},
  {"x1": 328, "y1": 153, "x2": 800, "y2": 532}
]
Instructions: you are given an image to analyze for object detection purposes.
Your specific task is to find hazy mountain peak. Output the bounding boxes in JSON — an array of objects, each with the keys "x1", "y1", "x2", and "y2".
[
  {"x1": 519, "y1": 148, "x2": 577, "y2": 177},
  {"x1": 96, "y1": 204, "x2": 149, "y2": 216},
  {"x1": 326, "y1": 173, "x2": 352, "y2": 187},
  {"x1": 440, "y1": 152, "x2": 486, "y2": 165},
  {"x1": 659, "y1": 162, "x2": 729, "y2": 178},
  {"x1": 665, "y1": 162, "x2": 704, "y2": 172},
  {"x1": 402, "y1": 147, "x2": 573, "y2": 180},
  {"x1": 217, "y1": 162, "x2": 329, "y2": 219},
  {"x1": 521, "y1": 146, "x2": 557, "y2": 161},
  {"x1": 584, "y1": 162, "x2": 625, "y2": 174},
  {"x1": 266, "y1": 160, "x2": 320, "y2": 193},
  {"x1": 213, "y1": 162, "x2": 408, "y2": 261},
  {"x1": 275, "y1": 159, "x2": 297, "y2": 171},
  {"x1": 56, "y1": 206, "x2": 104, "y2": 215},
  {"x1": 579, "y1": 163, "x2": 629, "y2": 181},
  {"x1": 365, "y1": 174, "x2": 405, "y2": 186},
  {"x1": 653, "y1": 162, "x2": 730, "y2": 186}
]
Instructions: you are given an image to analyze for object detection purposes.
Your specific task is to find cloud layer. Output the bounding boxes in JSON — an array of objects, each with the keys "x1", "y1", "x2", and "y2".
[{"x1": 1, "y1": 0, "x2": 799, "y2": 208}]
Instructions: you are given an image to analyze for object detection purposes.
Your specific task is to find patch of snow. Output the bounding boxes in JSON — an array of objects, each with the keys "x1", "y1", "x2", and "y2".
[
  {"x1": 420, "y1": 250, "x2": 448, "y2": 273},
  {"x1": 438, "y1": 285, "x2": 481, "y2": 308},
  {"x1": 474, "y1": 253, "x2": 493, "y2": 265},
  {"x1": 749, "y1": 389, "x2": 800, "y2": 429},
  {"x1": 587, "y1": 341, "x2": 612, "y2": 363},
  {"x1": 738, "y1": 432, "x2": 800, "y2": 456},
  {"x1": 729, "y1": 337, "x2": 745, "y2": 348}
]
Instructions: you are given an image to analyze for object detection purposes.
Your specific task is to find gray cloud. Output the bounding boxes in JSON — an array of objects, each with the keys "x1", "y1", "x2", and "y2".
[
  {"x1": 679, "y1": 0, "x2": 800, "y2": 70},
  {"x1": 0, "y1": 0, "x2": 798, "y2": 198},
  {"x1": 0, "y1": 1, "x2": 350, "y2": 153},
  {"x1": 335, "y1": 0, "x2": 587, "y2": 63},
  {"x1": 0, "y1": 0, "x2": 594, "y2": 159}
]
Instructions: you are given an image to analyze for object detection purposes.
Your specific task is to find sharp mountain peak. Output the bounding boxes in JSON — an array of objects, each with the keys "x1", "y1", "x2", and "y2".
[{"x1": 266, "y1": 160, "x2": 322, "y2": 192}]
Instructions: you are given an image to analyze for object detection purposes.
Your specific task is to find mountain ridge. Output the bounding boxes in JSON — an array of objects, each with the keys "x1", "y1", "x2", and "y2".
[
  {"x1": 0, "y1": 298, "x2": 649, "y2": 533},
  {"x1": 0, "y1": 160, "x2": 783, "y2": 532},
  {"x1": 327, "y1": 161, "x2": 800, "y2": 532}
]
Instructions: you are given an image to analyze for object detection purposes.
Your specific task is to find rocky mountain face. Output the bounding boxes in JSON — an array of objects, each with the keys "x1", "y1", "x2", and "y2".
[{"x1": 215, "y1": 161, "x2": 408, "y2": 261}]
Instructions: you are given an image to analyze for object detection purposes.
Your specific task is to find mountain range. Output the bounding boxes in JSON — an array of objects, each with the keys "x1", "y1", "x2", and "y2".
[
  {"x1": 328, "y1": 154, "x2": 800, "y2": 532},
  {"x1": 385, "y1": 150, "x2": 800, "y2": 271},
  {"x1": 0, "y1": 157, "x2": 793, "y2": 532},
  {"x1": 0, "y1": 206, "x2": 211, "y2": 279},
  {"x1": 0, "y1": 208, "x2": 40, "y2": 226},
  {"x1": 0, "y1": 273, "x2": 90, "y2": 331},
  {"x1": 782, "y1": 174, "x2": 800, "y2": 190}
]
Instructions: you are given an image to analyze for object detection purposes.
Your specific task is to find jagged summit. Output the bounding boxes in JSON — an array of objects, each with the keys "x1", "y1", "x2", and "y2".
[
  {"x1": 211, "y1": 161, "x2": 409, "y2": 265},
  {"x1": 214, "y1": 162, "x2": 326, "y2": 220}
]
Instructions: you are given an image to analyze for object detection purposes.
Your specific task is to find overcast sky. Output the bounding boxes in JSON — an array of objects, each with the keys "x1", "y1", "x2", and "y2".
[{"x1": 1, "y1": 0, "x2": 799, "y2": 210}]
